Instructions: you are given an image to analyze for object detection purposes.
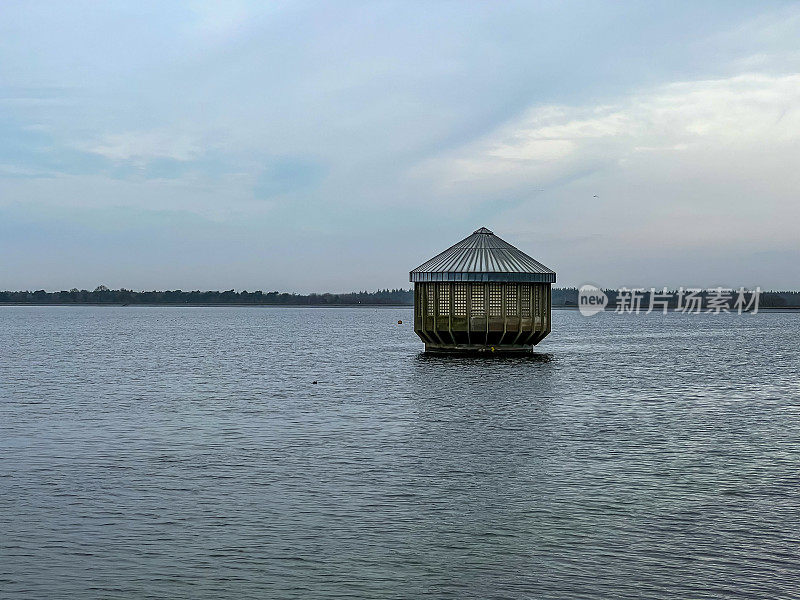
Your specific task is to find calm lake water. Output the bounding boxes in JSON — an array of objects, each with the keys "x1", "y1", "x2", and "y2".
[{"x1": 1, "y1": 306, "x2": 799, "y2": 599}]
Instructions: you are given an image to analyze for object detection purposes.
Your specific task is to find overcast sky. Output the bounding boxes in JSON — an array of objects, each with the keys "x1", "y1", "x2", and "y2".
[{"x1": 2, "y1": 1, "x2": 799, "y2": 292}]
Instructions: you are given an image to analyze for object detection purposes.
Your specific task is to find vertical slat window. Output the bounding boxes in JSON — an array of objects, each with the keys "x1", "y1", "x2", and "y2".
[
  {"x1": 438, "y1": 283, "x2": 450, "y2": 316},
  {"x1": 426, "y1": 283, "x2": 435, "y2": 316},
  {"x1": 488, "y1": 284, "x2": 502, "y2": 317},
  {"x1": 521, "y1": 284, "x2": 531, "y2": 318},
  {"x1": 454, "y1": 283, "x2": 467, "y2": 317},
  {"x1": 533, "y1": 285, "x2": 540, "y2": 317},
  {"x1": 505, "y1": 284, "x2": 518, "y2": 316},
  {"x1": 471, "y1": 284, "x2": 485, "y2": 316}
]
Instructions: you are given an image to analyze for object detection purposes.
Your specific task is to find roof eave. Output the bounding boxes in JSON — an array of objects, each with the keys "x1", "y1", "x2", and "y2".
[{"x1": 409, "y1": 272, "x2": 556, "y2": 283}]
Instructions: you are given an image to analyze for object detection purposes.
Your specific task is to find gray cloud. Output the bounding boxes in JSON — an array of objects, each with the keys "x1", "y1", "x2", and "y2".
[
  {"x1": 1, "y1": 1, "x2": 799, "y2": 291},
  {"x1": 254, "y1": 157, "x2": 326, "y2": 200}
]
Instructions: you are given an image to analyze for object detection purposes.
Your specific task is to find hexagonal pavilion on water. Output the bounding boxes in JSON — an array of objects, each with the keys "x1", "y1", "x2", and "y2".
[{"x1": 410, "y1": 227, "x2": 556, "y2": 353}]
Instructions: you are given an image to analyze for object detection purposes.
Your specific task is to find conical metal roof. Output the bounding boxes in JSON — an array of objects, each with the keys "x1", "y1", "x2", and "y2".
[{"x1": 410, "y1": 227, "x2": 556, "y2": 283}]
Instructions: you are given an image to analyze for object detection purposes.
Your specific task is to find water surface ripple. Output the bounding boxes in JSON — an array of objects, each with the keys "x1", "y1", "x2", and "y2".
[{"x1": 1, "y1": 306, "x2": 799, "y2": 599}]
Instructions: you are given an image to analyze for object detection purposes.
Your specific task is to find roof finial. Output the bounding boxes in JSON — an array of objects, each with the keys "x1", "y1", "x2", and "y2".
[{"x1": 473, "y1": 227, "x2": 493, "y2": 235}]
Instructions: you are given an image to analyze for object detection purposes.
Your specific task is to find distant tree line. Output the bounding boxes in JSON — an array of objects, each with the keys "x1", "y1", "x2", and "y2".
[
  {"x1": 1, "y1": 286, "x2": 798, "y2": 307},
  {"x1": 553, "y1": 288, "x2": 800, "y2": 308},
  {"x1": 0, "y1": 286, "x2": 415, "y2": 305}
]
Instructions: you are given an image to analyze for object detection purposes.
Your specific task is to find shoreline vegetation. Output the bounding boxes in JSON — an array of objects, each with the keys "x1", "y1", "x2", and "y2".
[{"x1": 2, "y1": 287, "x2": 799, "y2": 309}]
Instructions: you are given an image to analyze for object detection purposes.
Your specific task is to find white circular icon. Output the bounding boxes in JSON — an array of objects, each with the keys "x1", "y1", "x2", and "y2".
[{"x1": 578, "y1": 284, "x2": 608, "y2": 316}]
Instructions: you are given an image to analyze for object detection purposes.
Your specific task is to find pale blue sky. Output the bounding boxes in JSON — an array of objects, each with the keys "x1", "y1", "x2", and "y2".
[{"x1": 2, "y1": 1, "x2": 799, "y2": 291}]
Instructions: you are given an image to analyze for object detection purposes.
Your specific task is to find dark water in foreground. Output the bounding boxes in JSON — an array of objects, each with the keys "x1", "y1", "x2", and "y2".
[{"x1": 1, "y1": 306, "x2": 799, "y2": 599}]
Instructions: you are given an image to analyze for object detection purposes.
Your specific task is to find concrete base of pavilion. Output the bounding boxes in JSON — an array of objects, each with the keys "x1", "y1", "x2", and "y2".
[{"x1": 423, "y1": 342, "x2": 535, "y2": 354}]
